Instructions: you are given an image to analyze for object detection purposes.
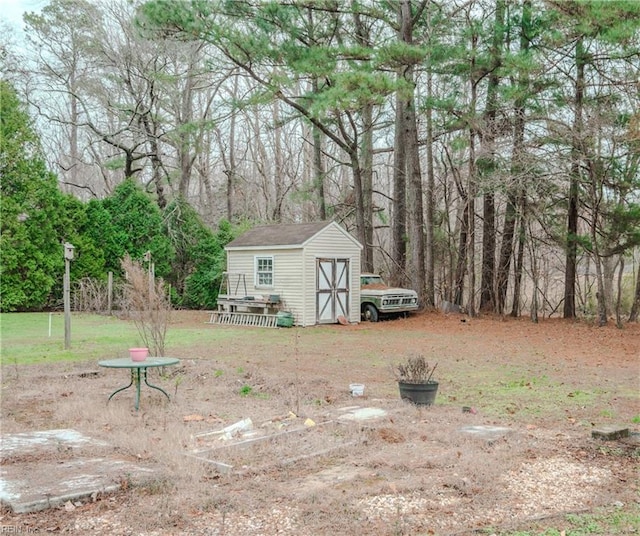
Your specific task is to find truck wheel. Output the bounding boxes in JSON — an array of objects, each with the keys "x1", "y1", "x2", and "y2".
[{"x1": 363, "y1": 304, "x2": 379, "y2": 322}]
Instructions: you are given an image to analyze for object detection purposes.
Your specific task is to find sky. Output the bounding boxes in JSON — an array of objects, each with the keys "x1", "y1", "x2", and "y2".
[{"x1": 0, "y1": 0, "x2": 47, "y2": 35}]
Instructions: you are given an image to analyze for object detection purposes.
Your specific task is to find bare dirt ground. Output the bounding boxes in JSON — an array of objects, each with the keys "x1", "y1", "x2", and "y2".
[{"x1": 1, "y1": 311, "x2": 639, "y2": 535}]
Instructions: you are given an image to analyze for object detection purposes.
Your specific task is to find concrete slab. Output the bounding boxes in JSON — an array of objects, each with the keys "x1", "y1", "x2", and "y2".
[
  {"x1": 0, "y1": 430, "x2": 155, "y2": 514},
  {"x1": 0, "y1": 429, "x2": 109, "y2": 460},
  {"x1": 458, "y1": 425, "x2": 511, "y2": 442},
  {"x1": 0, "y1": 457, "x2": 154, "y2": 513}
]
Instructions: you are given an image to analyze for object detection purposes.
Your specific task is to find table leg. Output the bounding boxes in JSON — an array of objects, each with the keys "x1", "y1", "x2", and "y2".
[
  {"x1": 143, "y1": 368, "x2": 171, "y2": 401},
  {"x1": 134, "y1": 368, "x2": 142, "y2": 411},
  {"x1": 106, "y1": 367, "x2": 170, "y2": 411},
  {"x1": 107, "y1": 371, "x2": 134, "y2": 403}
]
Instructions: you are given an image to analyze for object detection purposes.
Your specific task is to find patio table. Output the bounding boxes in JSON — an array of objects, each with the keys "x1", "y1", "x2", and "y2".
[{"x1": 98, "y1": 357, "x2": 180, "y2": 411}]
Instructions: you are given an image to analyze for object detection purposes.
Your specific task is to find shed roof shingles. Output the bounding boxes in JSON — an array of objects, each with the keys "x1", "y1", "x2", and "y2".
[{"x1": 225, "y1": 221, "x2": 334, "y2": 248}]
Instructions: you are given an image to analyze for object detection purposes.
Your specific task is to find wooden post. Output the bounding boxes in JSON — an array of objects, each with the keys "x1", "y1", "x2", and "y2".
[
  {"x1": 63, "y1": 242, "x2": 75, "y2": 349},
  {"x1": 149, "y1": 262, "x2": 155, "y2": 300},
  {"x1": 107, "y1": 271, "x2": 113, "y2": 314},
  {"x1": 144, "y1": 251, "x2": 153, "y2": 301}
]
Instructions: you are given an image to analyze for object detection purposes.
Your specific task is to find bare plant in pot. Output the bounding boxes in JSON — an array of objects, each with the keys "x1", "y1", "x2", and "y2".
[{"x1": 393, "y1": 354, "x2": 438, "y2": 405}]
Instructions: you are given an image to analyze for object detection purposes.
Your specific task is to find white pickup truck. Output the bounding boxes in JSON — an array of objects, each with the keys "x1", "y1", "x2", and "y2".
[{"x1": 360, "y1": 273, "x2": 419, "y2": 322}]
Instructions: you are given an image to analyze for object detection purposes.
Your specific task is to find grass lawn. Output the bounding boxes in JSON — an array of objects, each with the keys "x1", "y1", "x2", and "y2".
[{"x1": 1, "y1": 312, "x2": 141, "y2": 365}]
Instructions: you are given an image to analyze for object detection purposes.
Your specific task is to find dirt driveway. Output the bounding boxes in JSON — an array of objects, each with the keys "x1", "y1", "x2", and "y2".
[{"x1": 1, "y1": 311, "x2": 639, "y2": 535}]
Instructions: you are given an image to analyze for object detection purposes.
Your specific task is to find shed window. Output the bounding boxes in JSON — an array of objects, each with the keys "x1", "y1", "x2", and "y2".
[{"x1": 255, "y1": 256, "x2": 274, "y2": 287}]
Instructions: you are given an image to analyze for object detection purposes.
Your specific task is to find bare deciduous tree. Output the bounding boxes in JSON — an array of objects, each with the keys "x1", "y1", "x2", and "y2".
[{"x1": 120, "y1": 255, "x2": 171, "y2": 357}]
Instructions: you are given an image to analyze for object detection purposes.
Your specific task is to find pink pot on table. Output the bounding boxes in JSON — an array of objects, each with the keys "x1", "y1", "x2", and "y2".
[{"x1": 129, "y1": 347, "x2": 148, "y2": 361}]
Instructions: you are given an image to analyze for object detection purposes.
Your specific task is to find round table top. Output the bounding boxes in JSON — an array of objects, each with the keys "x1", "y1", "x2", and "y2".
[{"x1": 98, "y1": 357, "x2": 180, "y2": 369}]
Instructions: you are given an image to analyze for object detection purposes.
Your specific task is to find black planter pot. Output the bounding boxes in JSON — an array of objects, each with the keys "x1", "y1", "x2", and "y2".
[{"x1": 398, "y1": 380, "x2": 439, "y2": 406}]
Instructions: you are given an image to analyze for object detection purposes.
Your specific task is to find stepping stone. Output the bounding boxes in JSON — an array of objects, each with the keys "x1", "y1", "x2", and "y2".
[
  {"x1": 337, "y1": 406, "x2": 388, "y2": 421},
  {"x1": 591, "y1": 426, "x2": 629, "y2": 441},
  {"x1": 458, "y1": 425, "x2": 511, "y2": 442}
]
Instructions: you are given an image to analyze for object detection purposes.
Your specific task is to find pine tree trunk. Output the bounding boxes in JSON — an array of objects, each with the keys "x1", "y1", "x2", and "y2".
[
  {"x1": 479, "y1": 0, "x2": 505, "y2": 313},
  {"x1": 629, "y1": 266, "x2": 640, "y2": 322},
  {"x1": 563, "y1": 38, "x2": 585, "y2": 319},
  {"x1": 312, "y1": 124, "x2": 326, "y2": 221},
  {"x1": 178, "y1": 58, "x2": 195, "y2": 199},
  {"x1": 406, "y1": 96, "x2": 426, "y2": 302},
  {"x1": 454, "y1": 201, "x2": 469, "y2": 306},
  {"x1": 352, "y1": 10, "x2": 375, "y2": 273},
  {"x1": 497, "y1": 0, "x2": 531, "y2": 315},
  {"x1": 467, "y1": 32, "x2": 479, "y2": 317},
  {"x1": 226, "y1": 75, "x2": 239, "y2": 221},
  {"x1": 391, "y1": 0, "x2": 426, "y2": 300},
  {"x1": 361, "y1": 102, "x2": 375, "y2": 270},
  {"x1": 272, "y1": 99, "x2": 284, "y2": 221},
  {"x1": 350, "y1": 151, "x2": 373, "y2": 272},
  {"x1": 616, "y1": 256, "x2": 624, "y2": 328},
  {"x1": 424, "y1": 2, "x2": 436, "y2": 308},
  {"x1": 497, "y1": 193, "x2": 517, "y2": 315},
  {"x1": 391, "y1": 88, "x2": 407, "y2": 286},
  {"x1": 510, "y1": 198, "x2": 527, "y2": 317},
  {"x1": 425, "y1": 67, "x2": 435, "y2": 307}
]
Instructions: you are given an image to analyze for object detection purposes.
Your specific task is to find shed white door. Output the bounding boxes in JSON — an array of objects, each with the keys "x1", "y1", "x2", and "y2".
[{"x1": 316, "y1": 258, "x2": 350, "y2": 324}]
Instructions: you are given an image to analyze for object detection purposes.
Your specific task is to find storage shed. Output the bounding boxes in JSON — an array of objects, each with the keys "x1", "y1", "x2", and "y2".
[{"x1": 217, "y1": 221, "x2": 362, "y2": 327}]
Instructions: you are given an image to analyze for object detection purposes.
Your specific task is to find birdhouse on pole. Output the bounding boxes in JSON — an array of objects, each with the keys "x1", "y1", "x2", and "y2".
[{"x1": 64, "y1": 242, "x2": 75, "y2": 261}]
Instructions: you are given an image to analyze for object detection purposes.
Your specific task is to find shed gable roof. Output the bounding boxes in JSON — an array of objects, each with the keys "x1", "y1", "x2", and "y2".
[{"x1": 225, "y1": 221, "x2": 361, "y2": 250}]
